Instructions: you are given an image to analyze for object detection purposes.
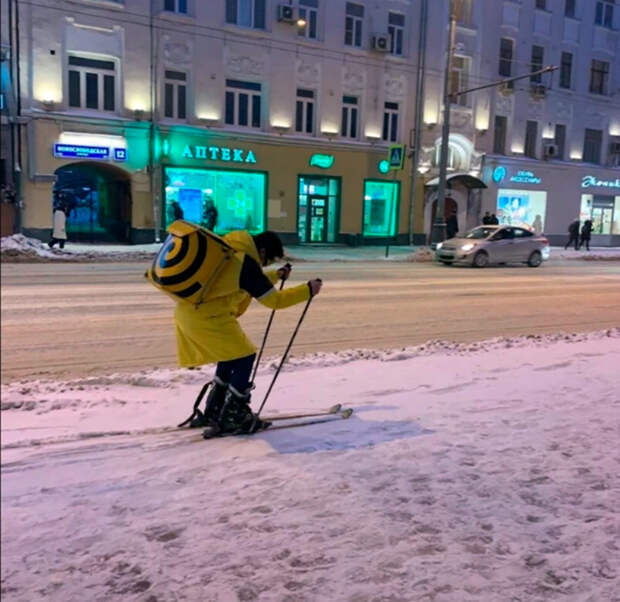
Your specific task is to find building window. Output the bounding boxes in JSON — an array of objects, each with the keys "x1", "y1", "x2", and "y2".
[
  {"x1": 341, "y1": 95, "x2": 358, "y2": 139},
  {"x1": 580, "y1": 194, "x2": 620, "y2": 235},
  {"x1": 554, "y1": 124, "x2": 566, "y2": 160},
  {"x1": 164, "y1": 70, "x2": 187, "y2": 120},
  {"x1": 560, "y1": 52, "x2": 573, "y2": 89},
  {"x1": 565, "y1": 0, "x2": 576, "y2": 17},
  {"x1": 225, "y1": 79, "x2": 261, "y2": 128},
  {"x1": 382, "y1": 102, "x2": 399, "y2": 143},
  {"x1": 388, "y1": 12, "x2": 404, "y2": 55},
  {"x1": 493, "y1": 115, "x2": 507, "y2": 155},
  {"x1": 225, "y1": 0, "x2": 266, "y2": 29},
  {"x1": 363, "y1": 180, "x2": 400, "y2": 238},
  {"x1": 68, "y1": 55, "x2": 116, "y2": 112},
  {"x1": 499, "y1": 38, "x2": 514, "y2": 89},
  {"x1": 583, "y1": 129, "x2": 603, "y2": 164},
  {"x1": 344, "y1": 2, "x2": 364, "y2": 48},
  {"x1": 298, "y1": 0, "x2": 318, "y2": 40},
  {"x1": 590, "y1": 60, "x2": 609, "y2": 95},
  {"x1": 595, "y1": 0, "x2": 614, "y2": 27},
  {"x1": 164, "y1": 0, "x2": 187, "y2": 13},
  {"x1": 535, "y1": 0, "x2": 546, "y2": 9},
  {"x1": 530, "y1": 45, "x2": 544, "y2": 83},
  {"x1": 295, "y1": 88, "x2": 314, "y2": 134},
  {"x1": 525, "y1": 120, "x2": 538, "y2": 158},
  {"x1": 450, "y1": 56, "x2": 469, "y2": 106},
  {"x1": 455, "y1": 0, "x2": 472, "y2": 24}
]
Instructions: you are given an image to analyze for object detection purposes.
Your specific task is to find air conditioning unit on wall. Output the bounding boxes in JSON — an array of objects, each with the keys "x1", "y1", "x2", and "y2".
[
  {"x1": 544, "y1": 143, "x2": 558, "y2": 159},
  {"x1": 371, "y1": 34, "x2": 390, "y2": 52},
  {"x1": 277, "y1": 4, "x2": 296, "y2": 23}
]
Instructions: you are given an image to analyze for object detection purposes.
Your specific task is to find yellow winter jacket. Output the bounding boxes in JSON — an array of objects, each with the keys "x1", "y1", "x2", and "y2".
[{"x1": 174, "y1": 230, "x2": 310, "y2": 367}]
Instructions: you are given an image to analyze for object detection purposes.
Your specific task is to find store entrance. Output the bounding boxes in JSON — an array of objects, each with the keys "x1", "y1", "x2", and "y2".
[
  {"x1": 297, "y1": 176, "x2": 340, "y2": 243},
  {"x1": 53, "y1": 162, "x2": 132, "y2": 242}
]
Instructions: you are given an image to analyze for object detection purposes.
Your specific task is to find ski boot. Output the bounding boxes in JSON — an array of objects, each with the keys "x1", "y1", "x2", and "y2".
[
  {"x1": 189, "y1": 376, "x2": 229, "y2": 428},
  {"x1": 216, "y1": 385, "x2": 271, "y2": 434}
]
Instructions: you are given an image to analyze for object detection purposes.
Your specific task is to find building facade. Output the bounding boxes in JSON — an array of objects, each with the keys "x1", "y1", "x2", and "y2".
[{"x1": 3, "y1": 0, "x2": 620, "y2": 246}]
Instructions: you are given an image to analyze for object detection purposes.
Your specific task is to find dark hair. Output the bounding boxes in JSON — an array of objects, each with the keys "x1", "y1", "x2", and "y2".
[{"x1": 253, "y1": 231, "x2": 284, "y2": 263}]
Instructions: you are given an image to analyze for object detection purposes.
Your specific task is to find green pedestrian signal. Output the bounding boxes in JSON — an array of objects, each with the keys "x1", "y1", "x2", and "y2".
[{"x1": 388, "y1": 145, "x2": 405, "y2": 170}]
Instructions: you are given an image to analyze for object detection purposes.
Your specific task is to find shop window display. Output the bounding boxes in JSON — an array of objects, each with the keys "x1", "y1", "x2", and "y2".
[
  {"x1": 164, "y1": 167, "x2": 266, "y2": 233},
  {"x1": 362, "y1": 180, "x2": 399, "y2": 237},
  {"x1": 496, "y1": 189, "x2": 547, "y2": 234},
  {"x1": 580, "y1": 194, "x2": 620, "y2": 235}
]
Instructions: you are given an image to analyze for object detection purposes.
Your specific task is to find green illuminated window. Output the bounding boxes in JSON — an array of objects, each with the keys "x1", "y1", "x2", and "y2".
[
  {"x1": 363, "y1": 180, "x2": 400, "y2": 237},
  {"x1": 164, "y1": 167, "x2": 266, "y2": 233}
]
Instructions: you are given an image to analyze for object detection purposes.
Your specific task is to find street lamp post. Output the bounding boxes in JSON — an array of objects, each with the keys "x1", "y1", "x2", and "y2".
[{"x1": 430, "y1": 0, "x2": 458, "y2": 247}]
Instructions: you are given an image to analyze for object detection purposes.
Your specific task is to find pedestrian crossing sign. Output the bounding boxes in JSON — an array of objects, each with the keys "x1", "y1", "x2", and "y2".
[{"x1": 388, "y1": 145, "x2": 405, "y2": 170}]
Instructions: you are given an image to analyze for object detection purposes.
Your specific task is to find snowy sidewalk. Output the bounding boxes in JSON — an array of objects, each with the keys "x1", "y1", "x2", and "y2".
[
  {"x1": 1, "y1": 329, "x2": 619, "y2": 601},
  {"x1": 2, "y1": 233, "x2": 620, "y2": 263}
]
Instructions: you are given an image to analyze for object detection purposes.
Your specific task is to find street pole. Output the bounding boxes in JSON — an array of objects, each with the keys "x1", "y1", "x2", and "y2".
[{"x1": 430, "y1": 0, "x2": 457, "y2": 248}]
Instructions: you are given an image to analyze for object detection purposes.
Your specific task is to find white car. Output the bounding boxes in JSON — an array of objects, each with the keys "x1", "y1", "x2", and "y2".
[{"x1": 435, "y1": 225, "x2": 551, "y2": 267}]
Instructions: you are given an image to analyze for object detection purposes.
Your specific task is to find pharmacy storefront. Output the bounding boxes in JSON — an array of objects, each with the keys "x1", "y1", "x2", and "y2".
[{"x1": 578, "y1": 174, "x2": 620, "y2": 245}]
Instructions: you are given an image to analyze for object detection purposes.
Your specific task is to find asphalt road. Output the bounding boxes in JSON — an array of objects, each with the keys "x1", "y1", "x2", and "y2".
[{"x1": 2, "y1": 259, "x2": 619, "y2": 382}]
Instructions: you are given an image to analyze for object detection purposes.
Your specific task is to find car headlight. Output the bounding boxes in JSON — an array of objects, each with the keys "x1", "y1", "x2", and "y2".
[
  {"x1": 461, "y1": 243, "x2": 475, "y2": 251},
  {"x1": 436, "y1": 242, "x2": 443, "y2": 250}
]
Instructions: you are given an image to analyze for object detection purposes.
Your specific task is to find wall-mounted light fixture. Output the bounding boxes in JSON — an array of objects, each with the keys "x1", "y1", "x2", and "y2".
[
  {"x1": 272, "y1": 124, "x2": 291, "y2": 135},
  {"x1": 42, "y1": 99, "x2": 56, "y2": 111},
  {"x1": 133, "y1": 109, "x2": 145, "y2": 121},
  {"x1": 198, "y1": 117, "x2": 220, "y2": 127}
]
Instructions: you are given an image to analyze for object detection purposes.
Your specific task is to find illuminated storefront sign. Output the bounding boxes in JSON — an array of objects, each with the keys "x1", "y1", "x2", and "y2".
[
  {"x1": 378, "y1": 160, "x2": 390, "y2": 174},
  {"x1": 54, "y1": 132, "x2": 128, "y2": 162},
  {"x1": 492, "y1": 166, "x2": 541, "y2": 185},
  {"x1": 581, "y1": 175, "x2": 620, "y2": 189},
  {"x1": 180, "y1": 145, "x2": 257, "y2": 164},
  {"x1": 309, "y1": 154, "x2": 334, "y2": 169}
]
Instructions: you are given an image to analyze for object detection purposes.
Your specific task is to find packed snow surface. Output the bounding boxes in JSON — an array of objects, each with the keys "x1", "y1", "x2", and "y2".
[{"x1": 1, "y1": 330, "x2": 619, "y2": 601}]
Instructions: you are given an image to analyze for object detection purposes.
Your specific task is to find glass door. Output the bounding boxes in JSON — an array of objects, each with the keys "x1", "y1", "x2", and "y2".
[{"x1": 309, "y1": 195, "x2": 328, "y2": 242}]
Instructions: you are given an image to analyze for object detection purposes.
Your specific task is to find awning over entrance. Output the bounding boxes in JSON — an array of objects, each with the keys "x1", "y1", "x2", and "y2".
[{"x1": 424, "y1": 172, "x2": 487, "y2": 189}]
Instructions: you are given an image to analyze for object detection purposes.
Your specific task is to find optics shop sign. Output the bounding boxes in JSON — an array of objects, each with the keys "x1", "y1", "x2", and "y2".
[
  {"x1": 581, "y1": 175, "x2": 620, "y2": 189},
  {"x1": 493, "y1": 166, "x2": 541, "y2": 185},
  {"x1": 53, "y1": 143, "x2": 127, "y2": 162},
  {"x1": 179, "y1": 144, "x2": 257, "y2": 164}
]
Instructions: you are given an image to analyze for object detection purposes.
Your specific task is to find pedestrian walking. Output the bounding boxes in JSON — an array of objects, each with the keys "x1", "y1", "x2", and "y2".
[
  {"x1": 578, "y1": 219, "x2": 593, "y2": 251},
  {"x1": 490, "y1": 213, "x2": 499, "y2": 225},
  {"x1": 446, "y1": 211, "x2": 459, "y2": 239},
  {"x1": 482, "y1": 211, "x2": 492, "y2": 225},
  {"x1": 565, "y1": 219, "x2": 580, "y2": 250},
  {"x1": 172, "y1": 228, "x2": 322, "y2": 434},
  {"x1": 203, "y1": 198, "x2": 218, "y2": 231},
  {"x1": 48, "y1": 202, "x2": 68, "y2": 249},
  {"x1": 171, "y1": 201, "x2": 184, "y2": 220}
]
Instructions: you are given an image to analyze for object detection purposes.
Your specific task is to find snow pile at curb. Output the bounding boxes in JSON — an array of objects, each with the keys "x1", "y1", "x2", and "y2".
[
  {"x1": 3, "y1": 327, "x2": 618, "y2": 402},
  {"x1": 0, "y1": 234, "x2": 62, "y2": 261}
]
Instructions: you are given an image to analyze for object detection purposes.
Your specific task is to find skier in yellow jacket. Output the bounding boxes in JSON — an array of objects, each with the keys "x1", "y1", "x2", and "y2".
[{"x1": 175, "y1": 229, "x2": 322, "y2": 434}]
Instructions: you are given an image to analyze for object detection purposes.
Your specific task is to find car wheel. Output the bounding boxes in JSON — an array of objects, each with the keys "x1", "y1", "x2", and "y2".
[
  {"x1": 440, "y1": 260, "x2": 453, "y2": 265},
  {"x1": 528, "y1": 250, "x2": 542, "y2": 267},
  {"x1": 473, "y1": 251, "x2": 489, "y2": 268}
]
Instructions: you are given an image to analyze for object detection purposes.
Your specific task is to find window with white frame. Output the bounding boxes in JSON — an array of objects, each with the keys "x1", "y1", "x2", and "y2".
[
  {"x1": 341, "y1": 95, "x2": 359, "y2": 139},
  {"x1": 388, "y1": 12, "x2": 404, "y2": 56},
  {"x1": 595, "y1": 0, "x2": 614, "y2": 27},
  {"x1": 295, "y1": 88, "x2": 315, "y2": 134},
  {"x1": 583, "y1": 128, "x2": 603, "y2": 164},
  {"x1": 298, "y1": 0, "x2": 318, "y2": 40},
  {"x1": 493, "y1": 115, "x2": 507, "y2": 155},
  {"x1": 530, "y1": 45, "x2": 544, "y2": 83},
  {"x1": 68, "y1": 55, "x2": 116, "y2": 112},
  {"x1": 344, "y1": 2, "x2": 364, "y2": 48},
  {"x1": 554, "y1": 124, "x2": 566, "y2": 160},
  {"x1": 565, "y1": 0, "x2": 576, "y2": 18},
  {"x1": 164, "y1": 0, "x2": 187, "y2": 14},
  {"x1": 450, "y1": 56, "x2": 469, "y2": 106},
  {"x1": 433, "y1": 145, "x2": 457, "y2": 169},
  {"x1": 225, "y1": 0, "x2": 266, "y2": 29},
  {"x1": 535, "y1": 0, "x2": 547, "y2": 10},
  {"x1": 525, "y1": 120, "x2": 538, "y2": 158},
  {"x1": 164, "y1": 70, "x2": 187, "y2": 120},
  {"x1": 225, "y1": 79, "x2": 261, "y2": 128},
  {"x1": 560, "y1": 52, "x2": 573, "y2": 89},
  {"x1": 590, "y1": 59, "x2": 609, "y2": 94},
  {"x1": 382, "y1": 102, "x2": 399, "y2": 143},
  {"x1": 455, "y1": 0, "x2": 472, "y2": 24}
]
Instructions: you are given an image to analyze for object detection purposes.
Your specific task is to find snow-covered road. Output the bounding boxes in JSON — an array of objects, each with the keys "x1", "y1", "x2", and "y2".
[
  {"x1": 2, "y1": 331, "x2": 619, "y2": 601},
  {"x1": 2, "y1": 259, "x2": 620, "y2": 382}
]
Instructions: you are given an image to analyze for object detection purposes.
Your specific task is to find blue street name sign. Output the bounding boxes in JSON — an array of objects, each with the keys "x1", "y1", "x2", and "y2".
[{"x1": 54, "y1": 144, "x2": 110, "y2": 160}]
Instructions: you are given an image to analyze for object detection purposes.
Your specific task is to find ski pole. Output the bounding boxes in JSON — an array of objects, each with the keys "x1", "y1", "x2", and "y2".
[
  {"x1": 255, "y1": 290, "x2": 316, "y2": 419},
  {"x1": 250, "y1": 263, "x2": 291, "y2": 384}
]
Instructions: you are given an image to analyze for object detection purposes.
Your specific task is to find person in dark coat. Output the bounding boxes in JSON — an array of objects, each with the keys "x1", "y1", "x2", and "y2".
[
  {"x1": 482, "y1": 211, "x2": 492, "y2": 225},
  {"x1": 578, "y1": 219, "x2": 593, "y2": 251},
  {"x1": 171, "y1": 201, "x2": 184, "y2": 220},
  {"x1": 490, "y1": 213, "x2": 499, "y2": 225},
  {"x1": 203, "y1": 198, "x2": 218, "y2": 231},
  {"x1": 565, "y1": 219, "x2": 580, "y2": 250},
  {"x1": 446, "y1": 212, "x2": 459, "y2": 239}
]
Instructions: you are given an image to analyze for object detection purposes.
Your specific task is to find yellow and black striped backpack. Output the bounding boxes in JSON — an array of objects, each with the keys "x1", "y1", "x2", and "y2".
[{"x1": 145, "y1": 220, "x2": 234, "y2": 307}]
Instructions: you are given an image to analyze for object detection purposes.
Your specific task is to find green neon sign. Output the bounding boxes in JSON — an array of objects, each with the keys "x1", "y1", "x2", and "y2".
[
  {"x1": 378, "y1": 159, "x2": 390, "y2": 174},
  {"x1": 181, "y1": 145, "x2": 257, "y2": 164},
  {"x1": 309, "y1": 154, "x2": 335, "y2": 169}
]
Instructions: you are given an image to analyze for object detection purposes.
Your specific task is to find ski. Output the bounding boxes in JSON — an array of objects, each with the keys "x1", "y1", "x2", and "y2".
[
  {"x1": 263, "y1": 403, "x2": 343, "y2": 422},
  {"x1": 202, "y1": 408, "x2": 353, "y2": 440}
]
